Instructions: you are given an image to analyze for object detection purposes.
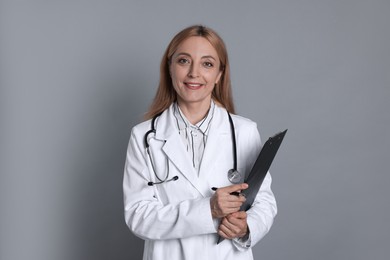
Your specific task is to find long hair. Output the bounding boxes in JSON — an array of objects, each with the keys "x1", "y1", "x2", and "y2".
[{"x1": 144, "y1": 25, "x2": 235, "y2": 120}]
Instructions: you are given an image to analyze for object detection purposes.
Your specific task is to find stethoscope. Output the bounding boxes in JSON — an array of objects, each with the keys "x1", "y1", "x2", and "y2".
[{"x1": 144, "y1": 110, "x2": 241, "y2": 186}]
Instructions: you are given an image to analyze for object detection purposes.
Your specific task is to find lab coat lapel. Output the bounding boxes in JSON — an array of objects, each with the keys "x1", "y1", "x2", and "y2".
[
  {"x1": 155, "y1": 105, "x2": 205, "y2": 196},
  {"x1": 198, "y1": 106, "x2": 230, "y2": 185}
]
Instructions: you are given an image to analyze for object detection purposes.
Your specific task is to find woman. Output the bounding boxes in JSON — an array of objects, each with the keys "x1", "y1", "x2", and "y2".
[{"x1": 123, "y1": 25, "x2": 277, "y2": 260}]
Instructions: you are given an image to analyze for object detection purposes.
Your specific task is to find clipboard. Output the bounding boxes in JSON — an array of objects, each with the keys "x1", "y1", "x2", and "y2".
[{"x1": 217, "y1": 129, "x2": 287, "y2": 244}]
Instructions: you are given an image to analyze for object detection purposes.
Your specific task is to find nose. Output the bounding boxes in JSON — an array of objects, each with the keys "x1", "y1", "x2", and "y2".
[{"x1": 188, "y1": 64, "x2": 199, "y2": 78}]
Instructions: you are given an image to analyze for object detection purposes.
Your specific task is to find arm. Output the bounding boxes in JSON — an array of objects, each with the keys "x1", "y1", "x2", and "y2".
[
  {"x1": 224, "y1": 121, "x2": 278, "y2": 249},
  {"x1": 218, "y1": 210, "x2": 249, "y2": 239},
  {"x1": 123, "y1": 127, "x2": 216, "y2": 240},
  {"x1": 245, "y1": 172, "x2": 277, "y2": 241},
  {"x1": 244, "y1": 124, "x2": 277, "y2": 246},
  {"x1": 218, "y1": 173, "x2": 276, "y2": 250}
]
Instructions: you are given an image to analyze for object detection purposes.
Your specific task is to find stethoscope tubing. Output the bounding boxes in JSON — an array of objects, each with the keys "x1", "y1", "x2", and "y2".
[
  {"x1": 227, "y1": 111, "x2": 237, "y2": 171},
  {"x1": 144, "y1": 110, "x2": 239, "y2": 186}
]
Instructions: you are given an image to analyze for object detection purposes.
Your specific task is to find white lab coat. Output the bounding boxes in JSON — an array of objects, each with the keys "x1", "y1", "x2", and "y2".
[{"x1": 123, "y1": 103, "x2": 277, "y2": 260}]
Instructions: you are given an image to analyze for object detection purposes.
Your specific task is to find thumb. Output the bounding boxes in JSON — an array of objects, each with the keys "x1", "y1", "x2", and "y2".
[{"x1": 225, "y1": 183, "x2": 248, "y2": 193}]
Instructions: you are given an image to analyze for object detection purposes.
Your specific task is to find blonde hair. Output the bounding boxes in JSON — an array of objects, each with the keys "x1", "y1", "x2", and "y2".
[{"x1": 144, "y1": 25, "x2": 235, "y2": 119}]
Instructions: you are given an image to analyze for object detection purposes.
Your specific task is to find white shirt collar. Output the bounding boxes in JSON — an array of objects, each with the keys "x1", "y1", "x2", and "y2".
[{"x1": 173, "y1": 100, "x2": 215, "y2": 135}]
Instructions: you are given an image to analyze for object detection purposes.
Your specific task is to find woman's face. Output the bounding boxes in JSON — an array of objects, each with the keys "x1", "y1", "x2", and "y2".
[{"x1": 169, "y1": 36, "x2": 222, "y2": 108}]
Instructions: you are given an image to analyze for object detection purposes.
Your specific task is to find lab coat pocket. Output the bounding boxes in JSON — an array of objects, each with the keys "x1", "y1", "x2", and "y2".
[{"x1": 155, "y1": 161, "x2": 200, "y2": 205}]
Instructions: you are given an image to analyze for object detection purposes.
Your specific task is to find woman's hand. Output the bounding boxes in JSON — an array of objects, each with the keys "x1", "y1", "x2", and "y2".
[
  {"x1": 218, "y1": 211, "x2": 249, "y2": 239},
  {"x1": 210, "y1": 183, "x2": 248, "y2": 218}
]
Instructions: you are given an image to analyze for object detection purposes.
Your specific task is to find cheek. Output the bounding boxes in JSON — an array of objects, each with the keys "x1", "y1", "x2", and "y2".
[
  {"x1": 206, "y1": 72, "x2": 221, "y2": 85},
  {"x1": 169, "y1": 71, "x2": 179, "y2": 87},
  {"x1": 170, "y1": 68, "x2": 185, "y2": 83}
]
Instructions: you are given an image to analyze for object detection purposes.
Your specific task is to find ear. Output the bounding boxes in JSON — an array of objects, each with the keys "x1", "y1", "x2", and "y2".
[{"x1": 215, "y1": 70, "x2": 223, "y2": 85}]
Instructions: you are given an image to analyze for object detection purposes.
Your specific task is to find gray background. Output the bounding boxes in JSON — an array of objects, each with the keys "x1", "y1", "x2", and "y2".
[{"x1": 1, "y1": 0, "x2": 389, "y2": 259}]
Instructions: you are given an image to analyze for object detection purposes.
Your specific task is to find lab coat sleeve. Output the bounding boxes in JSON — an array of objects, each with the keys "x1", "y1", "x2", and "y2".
[
  {"x1": 123, "y1": 127, "x2": 216, "y2": 241},
  {"x1": 232, "y1": 123, "x2": 278, "y2": 250}
]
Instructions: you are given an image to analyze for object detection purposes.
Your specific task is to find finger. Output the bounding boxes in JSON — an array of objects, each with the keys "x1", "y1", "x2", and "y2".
[
  {"x1": 229, "y1": 211, "x2": 247, "y2": 219},
  {"x1": 221, "y1": 193, "x2": 246, "y2": 203},
  {"x1": 226, "y1": 216, "x2": 245, "y2": 229},
  {"x1": 226, "y1": 213, "x2": 248, "y2": 236},
  {"x1": 218, "y1": 199, "x2": 245, "y2": 213},
  {"x1": 226, "y1": 213, "x2": 247, "y2": 227},
  {"x1": 214, "y1": 197, "x2": 244, "y2": 208},
  {"x1": 227, "y1": 194, "x2": 246, "y2": 203},
  {"x1": 224, "y1": 211, "x2": 247, "y2": 226},
  {"x1": 219, "y1": 206, "x2": 241, "y2": 216},
  {"x1": 222, "y1": 216, "x2": 243, "y2": 231},
  {"x1": 222, "y1": 200, "x2": 245, "y2": 208},
  {"x1": 220, "y1": 183, "x2": 249, "y2": 194},
  {"x1": 219, "y1": 221, "x2": 236, "y2": 238},
  {"x1": 221, "y1": 216, "x2": 234, "y2": 228},
  {"x1": 211, "y1": 199, "x2": 243, "y2": 218},
  {"x1": 221, "y1": 219, "x2": 247, "y2": 239},
  {"x1": 219, "y1": 221, "x2": 239, "y2": 239},
  {"x1": 218, "y1": 228, "x2": 230, "y2": 239},
  {"x1": 221, "y1": 202, "x2": 242, "y2": 210}
]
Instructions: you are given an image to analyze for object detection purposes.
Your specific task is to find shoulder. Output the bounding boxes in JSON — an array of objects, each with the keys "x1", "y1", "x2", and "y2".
[
  {"x1": 214, "y1": 105, "x2": 260, "y2": 136},
  {"x1": 129, "y1": 105, "x2": 173, "y2": 139},
  {"x1": 230, "y1": 113, "x2": 257, "y2": 129},
  {"x1": 214, "y1": 105, "x2": 258, "y2": 130},
  {"x1": 214, "y1": 104, "x2": 255, "y2": 125},
  {"x1": 128, "y1": 119, "x2": 152, "y2": 140},
  {"x1": 231, "y1": 114, "x2": 260, "y2": 143}
]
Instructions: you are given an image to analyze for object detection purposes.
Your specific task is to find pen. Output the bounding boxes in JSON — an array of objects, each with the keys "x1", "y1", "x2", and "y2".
[{"x1": 211, "y1": 187, "x2": 242, "y2": 197}]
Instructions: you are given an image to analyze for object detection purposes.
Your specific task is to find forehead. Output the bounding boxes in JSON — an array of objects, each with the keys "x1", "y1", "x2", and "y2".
[{"x1": 174, "y1": 36, "x2": 219, "y2": 58}]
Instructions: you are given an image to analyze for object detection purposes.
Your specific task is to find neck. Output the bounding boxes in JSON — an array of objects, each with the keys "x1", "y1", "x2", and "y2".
[{"x1": 177, "y1": 100, "x2": 212, "y2": 125}]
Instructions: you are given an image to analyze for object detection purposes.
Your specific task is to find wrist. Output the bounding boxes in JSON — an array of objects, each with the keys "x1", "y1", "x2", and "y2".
[{"x1": 239, "y1": 226, "x2": 249, "y2": 239}]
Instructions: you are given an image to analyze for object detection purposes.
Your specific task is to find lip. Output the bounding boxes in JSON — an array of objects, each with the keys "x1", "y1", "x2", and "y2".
[{"x1": 184, "y1": 82, "x2": 204, "y2": 90}]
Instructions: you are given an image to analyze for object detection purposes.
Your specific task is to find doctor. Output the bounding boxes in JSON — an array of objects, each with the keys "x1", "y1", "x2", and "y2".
[{"x1": 123, "y1": 25, "x2": 277, "y2": 260}]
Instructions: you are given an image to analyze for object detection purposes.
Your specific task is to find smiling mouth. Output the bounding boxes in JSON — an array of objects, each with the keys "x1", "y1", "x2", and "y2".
[{"x1": 184, "y1": 82, "x2": 204, "y2": 90}]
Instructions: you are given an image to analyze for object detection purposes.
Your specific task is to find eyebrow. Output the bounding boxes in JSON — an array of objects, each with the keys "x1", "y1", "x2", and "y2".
[{"x1": 175, "y1": 52, "x2": 217, "y2": 61}]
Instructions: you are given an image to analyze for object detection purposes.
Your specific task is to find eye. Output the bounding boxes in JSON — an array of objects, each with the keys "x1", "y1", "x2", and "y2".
[
  {"x1": 177, "y1": 58, "x2": 190, "y2": 64},
  {"x1": 203, "y1": 61, "x2": 214, "y2": 68}
]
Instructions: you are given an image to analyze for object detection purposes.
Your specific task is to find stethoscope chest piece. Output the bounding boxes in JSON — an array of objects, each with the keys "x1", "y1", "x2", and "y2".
[{"x1": 227, "y1": 169, "x2": 242, "y2": 184}]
